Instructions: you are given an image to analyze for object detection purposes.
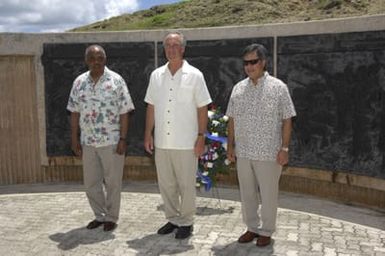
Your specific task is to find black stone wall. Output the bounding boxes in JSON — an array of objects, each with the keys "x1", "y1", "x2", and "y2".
[
  {"x1": 41, "y1": 30, "x2": 385, "y2": 178},
  {"x1": 278, "y1": 30, "x2": 385, "y2": 178}
]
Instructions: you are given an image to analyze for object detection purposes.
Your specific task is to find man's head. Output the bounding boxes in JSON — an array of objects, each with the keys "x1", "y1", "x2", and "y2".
[
  {"x1": 242, "y1": 43, "x2": 268, "y2": 81},
  {"x1": 163, "y1": 32, "x2": 186, "y2": 62},
  {"x1": 85, "y1": 44, "x2": 107, "y2": 75}
]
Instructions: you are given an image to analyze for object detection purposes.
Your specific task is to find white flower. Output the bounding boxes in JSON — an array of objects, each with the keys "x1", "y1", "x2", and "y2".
[
  {"x1": 211, "y1": 132, "x2": 219, "y2": 137},
  {"x1": 222, "y1": 142, "x2": 227, "y2": 150},
  {"x1": 224, "y1": 159, "x2": 231, "y2": 165},
  {"x1": 212, "y1": 120, "x2": 220, "y2": 126},
  {"x1": 208, "y1": 110, "x2": 215, "y2": 119},
  {"x1": 212, "y1": 152, "x2": 218, "y2": 160},
  {"x1": 196, "y1": 182, "x2": 201, "y2": 187},
  {"x1": 202, "y1": 171, "x2": 209, "y2": 176},
  {"x1": 222, "y1": 115, "x2": 229, "y2": 122},
  {"x1": 207, "y1": 162, "x2": 214, "y2": 168}
]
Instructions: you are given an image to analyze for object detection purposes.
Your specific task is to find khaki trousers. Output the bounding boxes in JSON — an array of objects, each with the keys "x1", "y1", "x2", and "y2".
[
  {"x1": 82, "y1": 144, "x2": 124, "y2": 223},
  {"x1": 236, "y1": 158, "x2": 282, "y2": 237},
  {"x1": 155, "y1": 148, "x2": 197, "y2": 226}
]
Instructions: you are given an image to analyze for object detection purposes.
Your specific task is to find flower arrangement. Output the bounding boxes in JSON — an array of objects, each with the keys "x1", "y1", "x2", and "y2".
[{"x1": 197, "y1": 104, "x2": 231, "y2": 191}]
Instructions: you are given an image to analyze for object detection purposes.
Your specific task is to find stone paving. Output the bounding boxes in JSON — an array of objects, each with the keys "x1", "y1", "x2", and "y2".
[{"x1": 0, "y1": 182, "x2": 384, "y2": 256}]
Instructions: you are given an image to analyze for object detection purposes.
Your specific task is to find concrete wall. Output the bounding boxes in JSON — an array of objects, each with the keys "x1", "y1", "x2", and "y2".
[{"x1": 1, "y1": 14, "x2": 385, "y2": 208}]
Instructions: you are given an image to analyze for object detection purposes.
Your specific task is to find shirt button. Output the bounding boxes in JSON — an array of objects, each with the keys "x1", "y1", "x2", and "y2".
[
  {"x1": 169, "y1": 99, "x2": 172, "y2": 102},
  {"x1": 167, "y1": 110, "x2": 170, "y2": 113},
  {"x1": 170, "y1": 88, "x2": 173, "y2": 91},
  {"x1": 167, "y1": 132, "x2": 170, "y2": 135},
  {"x1": 167, "y1": 121, "x2": 170, "y2": 124}
]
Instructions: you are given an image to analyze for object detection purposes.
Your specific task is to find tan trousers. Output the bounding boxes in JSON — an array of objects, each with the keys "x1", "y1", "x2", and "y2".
[
  {"x1": 82, "y1": 144, "x2": 125, "y2": 223},
  {"x1": 236, "y1": 158, "x2": 282, "y2": 237},
  {"x1": 155, "y1": 148, "x2": 197, "y2": 226}
]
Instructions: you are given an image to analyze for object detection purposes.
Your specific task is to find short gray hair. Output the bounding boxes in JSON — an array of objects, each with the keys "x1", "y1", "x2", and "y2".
[{"x1": 162, "y1": 32, "x2": 186, "y2": 47}]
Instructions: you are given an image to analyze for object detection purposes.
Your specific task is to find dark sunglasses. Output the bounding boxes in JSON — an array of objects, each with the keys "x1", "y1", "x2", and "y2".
[{"x1": 243, "y1": 58, "x2": 260, "y2": 66}]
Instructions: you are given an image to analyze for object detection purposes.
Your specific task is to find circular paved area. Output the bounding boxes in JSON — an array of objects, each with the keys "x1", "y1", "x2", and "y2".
[{"x1": 0, "y1": 183, "x2": 384, "y2": 256}]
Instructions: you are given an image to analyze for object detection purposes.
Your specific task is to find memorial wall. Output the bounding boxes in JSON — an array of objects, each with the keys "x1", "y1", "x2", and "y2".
[{"x1": 42, "y1": 31, "x2": 385, "y2": 179}]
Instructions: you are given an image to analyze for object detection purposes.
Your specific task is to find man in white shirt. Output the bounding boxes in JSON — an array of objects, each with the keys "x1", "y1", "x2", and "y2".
[{"x1": 144, "y1": 32, "x2": 212, "y2": 239}]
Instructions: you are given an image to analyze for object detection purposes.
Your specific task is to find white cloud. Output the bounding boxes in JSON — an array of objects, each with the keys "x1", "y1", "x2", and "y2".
[{"x1": 0, "y1": 0, "x2": 139, "y2": 33}]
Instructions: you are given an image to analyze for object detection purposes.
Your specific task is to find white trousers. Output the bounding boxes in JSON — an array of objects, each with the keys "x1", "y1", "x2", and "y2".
[
  {"x1": 82, "y1": 145, "x2": 125, "y2": 223},
  {"x1": 236, "y1": 158, "x2": 282, "y2": 236},
  {"x1": 155, "y1": 148, "x2": 197, "y2": 226}
]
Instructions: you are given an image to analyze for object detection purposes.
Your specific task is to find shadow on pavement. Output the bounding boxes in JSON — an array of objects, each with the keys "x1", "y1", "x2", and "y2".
[
  {"x1": 126, "y1": 233, "x2": 194, "y2": 255},
  {"x1": 49, "y1": 226, "x2": 115, "y2": 250},
  {"x1": 156, "y1": 204, "x2": 235, "y2": 216},
  {"x1": 211, "y1": 240, "x2": 275, "y2": 256},
  {"x1": 196, "y1": 206, "x2": 235, "y2": 216}
]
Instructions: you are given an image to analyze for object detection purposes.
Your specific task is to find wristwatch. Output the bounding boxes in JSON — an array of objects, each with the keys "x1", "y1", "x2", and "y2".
[{"x1": 281, "y1": 147, "x2": 289, "y2": 152}]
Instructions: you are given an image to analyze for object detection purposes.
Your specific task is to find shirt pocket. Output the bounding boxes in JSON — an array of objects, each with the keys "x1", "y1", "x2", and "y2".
[{"x1": 177, "y1": 85, "x2": 194, "y2": 103}]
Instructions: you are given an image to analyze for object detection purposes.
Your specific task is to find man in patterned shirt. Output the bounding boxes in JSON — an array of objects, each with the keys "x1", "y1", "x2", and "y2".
[
  {"x1": 67, "y1": 45, "x2": 135, "y2": 232},
  {"x1": 226, "y1": 44, "x2": 296, "y2": 247}
]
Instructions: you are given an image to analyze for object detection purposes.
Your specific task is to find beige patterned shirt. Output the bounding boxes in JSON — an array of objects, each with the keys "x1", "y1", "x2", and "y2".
[{"x1": 226, "y1": 72, "x2": 296, "y2": 161}]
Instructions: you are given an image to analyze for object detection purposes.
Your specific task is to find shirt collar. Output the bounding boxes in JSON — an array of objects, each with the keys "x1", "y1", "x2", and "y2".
[
  {"x1": 161, "y1": 60, "x2": 190, "y2": 75},
  {"x1": 86, "y1": 66, "x2": 110, "y2": 83},
  {"x1": 248, "y1": 71, "x2": 269, "y2": 87}
]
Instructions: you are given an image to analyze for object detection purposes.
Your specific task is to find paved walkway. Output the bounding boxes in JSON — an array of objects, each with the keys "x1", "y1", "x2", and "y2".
[{"x1": 0, "y1": 181, "x2": 384, "y2": 256}]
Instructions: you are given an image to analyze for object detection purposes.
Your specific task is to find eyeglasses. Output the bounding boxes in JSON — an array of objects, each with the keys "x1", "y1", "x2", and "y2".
[{"x1": 243, "y1": 59, "x2": 260, "y2": 66}]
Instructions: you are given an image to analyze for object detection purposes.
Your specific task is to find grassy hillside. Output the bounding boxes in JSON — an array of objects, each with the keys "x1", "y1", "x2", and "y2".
[{"x1": 70, "y1": 0, "x2": 385, "y2": 32}]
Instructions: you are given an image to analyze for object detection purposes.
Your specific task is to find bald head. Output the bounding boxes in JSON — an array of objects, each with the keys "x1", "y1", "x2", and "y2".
[{"x1": 85, "y1": 44, "x2": 106, "y2": 59}]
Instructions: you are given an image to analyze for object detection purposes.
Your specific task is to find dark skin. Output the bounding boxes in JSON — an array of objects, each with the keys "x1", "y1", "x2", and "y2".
[{"x1": 70, "y1": 45, "x2": 128, "y2": 157}]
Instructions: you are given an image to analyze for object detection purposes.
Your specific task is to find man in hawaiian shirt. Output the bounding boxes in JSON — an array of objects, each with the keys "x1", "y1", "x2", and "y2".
[
  {"x1": 144, "y1": 32, "x2": 212, "y2": 239},
  {"x1": 67, "y1": 44, "x2": 135, "y2": 232},
  {"x1": 226, "y1": 43, "x2": 296, "y2": 246}
]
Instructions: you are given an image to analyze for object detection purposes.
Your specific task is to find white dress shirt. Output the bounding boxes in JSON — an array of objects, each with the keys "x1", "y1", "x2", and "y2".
[{"x1": 145, "y1": 60, "x2": 212, "y2": 149}]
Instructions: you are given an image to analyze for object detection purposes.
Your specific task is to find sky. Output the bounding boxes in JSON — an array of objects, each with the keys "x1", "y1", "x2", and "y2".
[{"x1": 0, "y1": 0, "x2": 182, "y2": 33}]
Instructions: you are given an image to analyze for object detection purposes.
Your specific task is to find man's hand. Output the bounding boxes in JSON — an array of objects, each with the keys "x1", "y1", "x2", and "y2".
[
  {"x1": 194, "y1": 136, "x2": 205, "y2": 157},
  {"x1": 116, "y1": 139, "x2": 127, "y2": 155},
  {"x1": 226, "y1": 146, "x2": 236, "y2": 163},
  {"x1": 144, "y1": 135, "x2": 154, "y2": 155},
  {"x1": 276, "y1": 150, "x2": 289, "y2": 166},
  {"x1": 71, "y1": 140, "x2": 82, "y2": 157}
]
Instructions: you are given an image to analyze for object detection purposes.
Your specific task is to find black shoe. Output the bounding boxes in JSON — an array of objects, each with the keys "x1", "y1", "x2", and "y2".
[
  {"x1": 157, "y1": 222, "x2": 178, "y2": 235},
  {"x1": 86, "y1": 220, "x2": 104, "y2": 229},
  {"x1": 103, "y1": 221, "x2": 117, "y2": 232},
  {"x1": 175, "y1": 225, "x2": 193, "y2": 239}
]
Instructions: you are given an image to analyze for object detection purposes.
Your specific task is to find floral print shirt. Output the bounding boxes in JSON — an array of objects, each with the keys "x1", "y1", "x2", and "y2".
[
  {"x1": 226, "y1": 72, "x2": 296, "y2": 161},
  {"x1": 67, "y1": 67, "x2": 135, "y2": 147}
]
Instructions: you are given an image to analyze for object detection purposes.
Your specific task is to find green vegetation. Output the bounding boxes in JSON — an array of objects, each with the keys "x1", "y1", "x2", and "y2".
[{"x1": 70, "y1": 0, "x2": 385, "y2": 32}]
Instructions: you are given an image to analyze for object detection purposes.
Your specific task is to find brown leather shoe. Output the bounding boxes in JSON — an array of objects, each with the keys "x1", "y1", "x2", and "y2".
[
  {"x1": 256, "y1": 235, "x2": 271, "y2": 247},
  {"x1": 238, "y1": 231, "x2": 258, "y2": 243}
]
